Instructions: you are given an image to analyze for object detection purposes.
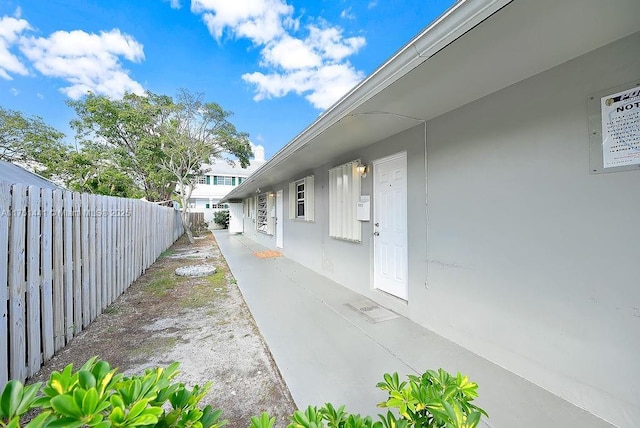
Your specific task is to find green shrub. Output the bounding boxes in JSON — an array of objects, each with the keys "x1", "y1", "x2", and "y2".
[
  {"x1": 251, "y1": 369, "x2": 487, "y2": 428},
  {"x1": 0, "y1": 357, "x2": 225, "y2": 428},
  {"x1": 375, "y1": 369, "x2": 487, "y2": 428},
  {"x1": 213, "y1": 210, "x2": 229, "y2": 229},
  {"x1": 1, "y1": 360, "x2": 486, "y2": 428}
]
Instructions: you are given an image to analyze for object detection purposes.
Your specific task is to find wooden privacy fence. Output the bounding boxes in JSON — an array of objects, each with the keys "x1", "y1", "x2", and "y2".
[{"x1": 0, "y1": 183, "x2": 184, "y2": 386}]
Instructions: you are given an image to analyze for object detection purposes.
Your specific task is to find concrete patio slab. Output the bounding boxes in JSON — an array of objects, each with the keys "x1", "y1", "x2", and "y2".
[{"x1": 213, "y1": 230, "x2": 613, "y2": 428}]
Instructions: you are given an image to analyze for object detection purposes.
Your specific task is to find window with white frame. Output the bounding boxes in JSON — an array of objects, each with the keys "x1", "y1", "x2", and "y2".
[
  {"x1": 288, "y1": 176, "x2": 314, "y2": 221},
  {"x1": 213, "y1": 175, "x2": 234, "y2": 186},
  {"x1": 195, "y1": 175, "x2": 206, "y2": 184},
  {"x1": 328, "y1": 161, "x2": 361, "y2": 242}
]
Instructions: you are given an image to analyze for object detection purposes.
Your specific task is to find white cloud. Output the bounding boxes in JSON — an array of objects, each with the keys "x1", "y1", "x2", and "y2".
[
  {"x1": 307, "y1": 25, "x2": 365, "y2": 61},
  {"x1": 165, "y1": 0, "x2": 181, "y2": 9},
  {"x1": 10, "y1": 87, "x2": 18, "y2": 96},
  {"x1": 36, "y1": 92, "x2": 43, "y2": 99},
  {"x1": 260, "y1": 35, "x2": 321, "y2": 70},
  {"x1": 340, "y1": 8, "x2": 355, "y2": 20},
  {"x1": 243, "y1": 62, "x2": 364, "y2": 109},
  {"x1": 0, "y1": 16, "x2": 31, "y2": 80},
  {"x1": 192, "y1": 0, "x2": 294, "y2": 44},
  {"x1": 190, "y1": 0, "x2": 366, "y2": 110},
  {"x1": 20, "y1": 28, "x2": 145, "y2": 99}
]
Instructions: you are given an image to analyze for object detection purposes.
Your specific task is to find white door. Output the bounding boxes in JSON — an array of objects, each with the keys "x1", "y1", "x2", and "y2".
[
  {"x1": 228, "y1": 203, "x2": 244, "y2": 234},
  {"x1": 276, "y1": 189, "x2": 283, "y2": 248},
  {"x1": 373, "y1": 152, "x2": 408, "y2": 300}
]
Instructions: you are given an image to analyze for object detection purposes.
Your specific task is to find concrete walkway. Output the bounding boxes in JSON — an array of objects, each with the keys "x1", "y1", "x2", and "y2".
[{"x1": 213, "y1": 231, "x2": 613, "y2": 428}]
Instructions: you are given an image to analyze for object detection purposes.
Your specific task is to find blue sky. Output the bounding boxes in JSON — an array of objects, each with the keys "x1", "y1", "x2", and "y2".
[{"x1": 0, "y1": 0, "x2": 454, "y2": 158}]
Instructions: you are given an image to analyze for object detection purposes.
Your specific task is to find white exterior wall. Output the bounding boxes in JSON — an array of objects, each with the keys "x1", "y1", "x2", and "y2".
[
  {"x1": 190, "y1": 198, "x2": 228, "y2": 222},
  {"x1": 238, "y1": 33, "x2": 639, "y2": 426},
  {"x1": 419, "y1": 32, "x2": 640, "y2": 426}
]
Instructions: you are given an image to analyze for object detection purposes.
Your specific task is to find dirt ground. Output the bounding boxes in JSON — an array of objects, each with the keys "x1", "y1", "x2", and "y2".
[{"x1": 28, "y1": 232, "x2": 297, "y2": 428}]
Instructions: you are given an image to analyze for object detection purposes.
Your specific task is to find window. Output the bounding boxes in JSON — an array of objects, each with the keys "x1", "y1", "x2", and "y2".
[
  {"x1": 196, "y1": 176, "x2": 206, "y2": 184},
  {"x1": 288, "y1": 176, "x2": 314, "y2": 222},
  {"x1": 213, "y1": 176, "x2": 233, "y2": 186},
  {"x1": 211, "y1": 204, "x2": 228, "y2": 209},
  {"x1": 205, "y1": 203, "x2": 210, "y2": 209},
  {"x1": 296, "y1": 180, "x2": 305, "y2": 217},
  {"x1": 256, "y1": 193, "x2": 274, "y2": 234},
  {"x1": 238, "y1": 177, "x2": 244, "y2": 185},
  {"x1": 329, "y1": 161, "x2": 361, "y2": 242}
]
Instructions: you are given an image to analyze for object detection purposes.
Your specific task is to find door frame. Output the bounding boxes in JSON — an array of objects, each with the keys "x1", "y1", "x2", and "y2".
[
  {"x1": 275, "y1": 189, "x2": 283, "y2": 248},
  {"x1": 372, "y1": 151, "x2": 408, "y2": 300}
]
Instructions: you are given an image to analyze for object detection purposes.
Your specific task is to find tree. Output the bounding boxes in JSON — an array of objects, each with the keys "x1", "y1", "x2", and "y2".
[
  {"x1": 54, "y1": 149, "x2": 143, "y2": 198},
  {"x1": 0, "y1": 106, "x2": 66, "y2": 172},
  {"x1": 68, "y1": 89, "x2": 252, "y2": 243},
  {"x1": 160, "y1": 90, "x2": 251, "y2": 243},
  {"x1": 68, "y1": 91, "x2": 177, "y2": 201}
]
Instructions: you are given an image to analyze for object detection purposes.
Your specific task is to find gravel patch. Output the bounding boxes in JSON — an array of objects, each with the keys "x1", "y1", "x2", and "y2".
[
  {"x1": 175, "y1": 264, "x2": 217, "y2": 277},
  {"x1": 27, "y1": 232, "x2": 296, "y2": 428}
]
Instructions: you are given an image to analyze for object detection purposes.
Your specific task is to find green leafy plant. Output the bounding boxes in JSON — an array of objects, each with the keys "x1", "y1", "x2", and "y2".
[
  {"x1": 251, "y1": 369, "x2": 486, "y2": 428},
  {"x1": 0, "y1": 357, "x2": 226, "y2": 428},
  {"x1": 0, "y1": 380, "x2": 43, "y2": 428},
  {"x1": 2, "y1": 361, "x2": 485, "y2": 428},
  {"x1": 376, "y1": 369, "x2": 487, "y2": 428},
  {"x1": 213, "y1": 210, "x2": 230, "y2": 229}
]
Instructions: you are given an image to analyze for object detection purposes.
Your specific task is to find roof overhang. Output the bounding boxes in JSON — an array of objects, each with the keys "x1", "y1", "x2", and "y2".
[{"x1": 222, "y1": 0, "x2": 640, "y2": 202}]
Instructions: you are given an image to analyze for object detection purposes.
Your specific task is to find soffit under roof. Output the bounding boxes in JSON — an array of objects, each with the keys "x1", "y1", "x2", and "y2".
[{"x1": 224, "y1": 0, "x2": 640, "y2": 201}]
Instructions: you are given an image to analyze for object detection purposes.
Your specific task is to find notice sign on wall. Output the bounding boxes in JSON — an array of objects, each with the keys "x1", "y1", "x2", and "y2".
[{"x1": 601, "y1": 87, "x2": 640, "y2": 168}]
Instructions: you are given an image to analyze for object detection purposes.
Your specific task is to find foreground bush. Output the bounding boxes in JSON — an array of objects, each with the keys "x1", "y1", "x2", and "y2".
[
  {"x1": 1, "y1": 359, "x2": 487, "y2": 428},
  {"x1": 251, "y1": 369, "x2": 488, "y2": 428},
  {"x1": 0, "y1": 357, "x2": 224, "y2": 428}
]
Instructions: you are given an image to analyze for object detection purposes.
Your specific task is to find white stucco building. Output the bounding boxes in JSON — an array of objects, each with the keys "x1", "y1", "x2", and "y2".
[
  {"x1": 221, "y1": 1, "x2": 640, "y2": 426},
  {"x1": 189, "y1": 146, "x2": 266, "y2": 222}
]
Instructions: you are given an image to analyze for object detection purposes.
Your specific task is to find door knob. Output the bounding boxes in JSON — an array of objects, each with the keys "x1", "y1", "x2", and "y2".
[
  {"x1": 373, "y1": 231, "x2": 380, "y2": 236},
  {"x1": 374, "y1": 223, "x2": 379, "y2": 227}
]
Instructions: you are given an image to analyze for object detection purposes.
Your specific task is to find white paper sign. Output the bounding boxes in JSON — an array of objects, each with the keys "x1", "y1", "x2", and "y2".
[{"x1": 601, "y1": 87, "x2": 640, "y2": 168}]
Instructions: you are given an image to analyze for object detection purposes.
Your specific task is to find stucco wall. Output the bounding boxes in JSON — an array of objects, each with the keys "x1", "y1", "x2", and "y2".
[
  {"x1": 420, "y1": 32, "x2": 639, "y2": 426},
  {"x1": 237, "y1": 32, "x2": 639, "y2": 426},
  {"x1": 272, "y1": 127, "x2": 426, "y2": 314}
]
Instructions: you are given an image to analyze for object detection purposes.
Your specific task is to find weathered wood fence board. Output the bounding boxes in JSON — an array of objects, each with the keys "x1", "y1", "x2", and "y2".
[
  {"x1": 0, "y1": 183, "x2": 10, "y2": 386},
  {"x1": 1, "y1": 185, "x2": 183, "y2": 385},
  {"x1": 52, "y1": 191, "x2": 64, "y2": 352},
  {"x1": 9, "y1": 185, "x2": 26, "y2": 381},
  {"x1": 40, "y1": 188, "x2": 54, "y2": 362}
]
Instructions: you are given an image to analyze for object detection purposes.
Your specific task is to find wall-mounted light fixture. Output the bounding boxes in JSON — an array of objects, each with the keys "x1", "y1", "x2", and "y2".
[{"x1": 356, "y1": 162, "x2": 368, "y2": 178}]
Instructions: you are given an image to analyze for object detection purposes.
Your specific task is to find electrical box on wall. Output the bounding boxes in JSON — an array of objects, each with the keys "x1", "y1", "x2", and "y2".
[{"x1": 357, "y1": 195, "x2": 370, "y2": 221}]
